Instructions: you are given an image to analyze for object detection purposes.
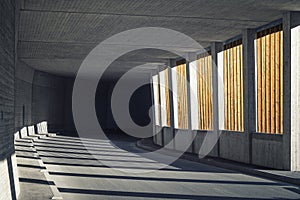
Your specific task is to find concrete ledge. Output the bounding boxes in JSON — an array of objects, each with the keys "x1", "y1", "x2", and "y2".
[{"x1": 137, "y1": 138, "x2": 300, "y2": 186}]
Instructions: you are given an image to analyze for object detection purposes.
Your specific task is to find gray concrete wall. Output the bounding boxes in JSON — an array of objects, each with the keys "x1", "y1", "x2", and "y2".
[
  {"x1": 0, "y1": 0, "x2": 20, "y2": 199},
  {"x1": 15, "y1": 60, "x2": 34, "y2": 131},
  {"x1": 163, "y1": 127, "x2": 174, "y2": 149},
  {"x1": 155, "y1": 126, "x2": 163, "y2": 146},
  {"x1": 219, "y1": 131, "x2": 249, "y2": 163},
  {"x1": 252, "y1": 133, "x2": 284, "y2": 169},
  {"x1": 63, "y1": 78, "x2": 76, "y2": 133},
  {"x1": 174, "y1": 129, "x2": 193, "y2": 153},
  {"x1": 153, "y1": 129, "x2": 285, "y2": 169},
  {"x1": 31, "y1": 71, "x2": 66, "y2": 132},
  {"x1": 15, "y1": 62, "x2": 68, "y2": 133},
  {"x1": 194, "y1": 131, "x2": 218, "y2": 157}
]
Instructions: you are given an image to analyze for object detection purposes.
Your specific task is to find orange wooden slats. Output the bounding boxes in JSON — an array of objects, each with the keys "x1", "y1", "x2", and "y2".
[
  {"x1": 256, "y1": 25, "x2": 283, "y2": 134},
  {"x1": 176, "y1": 62, "x2": 189, "y2": 129},
  {"x1": 196, "y1": 53, "x2": 213, "y2": 130},
  {"x1": 223, "y1": 40, "x2": 244, "y2": 131},
  {"x1": 164, "y1": 69, "x2": 171, "y2": 127}
]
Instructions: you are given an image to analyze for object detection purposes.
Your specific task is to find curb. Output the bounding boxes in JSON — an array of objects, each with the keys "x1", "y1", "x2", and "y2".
[{"x1": 32, "y1": 137, "x2": 63, "y2": 200}]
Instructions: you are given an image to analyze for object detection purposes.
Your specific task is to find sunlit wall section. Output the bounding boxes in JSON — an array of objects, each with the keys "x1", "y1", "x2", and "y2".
[
  {"x1": 152, "y1": 74, "x2": 161, "y2": 126},
  {"x1": 189, "y1": 60, "x2": 199, "y2": 130},
  {"x1": 172, "y1": 67, "x2": 178, "y2": 128},
  {"x1": 291, "y1": 22, "x2": 300, "y2": 171},
  {"x1": 159, "y1": 68, "x2": 171, "y2": 127}
]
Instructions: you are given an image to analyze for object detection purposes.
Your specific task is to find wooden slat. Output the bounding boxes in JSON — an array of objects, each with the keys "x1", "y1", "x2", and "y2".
[
  {"x1": 240, "y1": 44, "x2": 244, "y2": 131},
  {"x1": 164, "y1": 69, "x2": 171, "y2": 126},
  {"x1": 200, "y1": 57, "x2": 205, "y2": 129},
  {"x1": 197, "y1": 59, "x2": 201, "y2": 129},
  {"x1": 230, "y1": 47, "x2": 234, "y2": 130},
  {"x1": 274, "y1": 31, "x2": 280, "y2": 134},
  {"x1": 280, "y1": 31, "x2": 283, "y2": 133},
  {"x1": 227, "y1": 48, "x2": 231, "y2": 130},
  {"x1": 261, "y1": 32, "x2": 266, "y2": 132},
  {"x1": 233, "y1": 45, "x2": 238, "y2": 130},
  {"x1": 270, "y1": 32, "x2": 276, "y2": 133},
  {"x1": 266, "y1": 33, "x2": 271, "y2": 133},
  {"x1": 236, "y1": 44, "x2": 241, "y2": 131},
  {"x1": 224, "y1": 49, "x2": 228, "y2": 130},
  {"x1": 208, "y1": 55, "x2": 213, "y2": 130}
]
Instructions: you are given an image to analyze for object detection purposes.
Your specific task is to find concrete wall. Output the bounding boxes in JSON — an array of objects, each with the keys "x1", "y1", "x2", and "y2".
[
  {"x1": 219, "y1": 131, "x2": 249, "y2": 164},
  {"x1": 0, "y1": 0, "x2": 20, "y2": 199},
  {"x1": 15, "y1": 62, "x2": 67, "y2": 133},
  {"x1": 194, "y1": 131, "x2": 218, "y2": 157},
  {"x1": 154, "y1": 128, "x2": 284, "y2": 169},
  {"x1": 31, "y1": 71, "x2": 66, "y2": 132},
  {"x1": 63, "y1": 78, "x2": 76, "y2": 133},
  {"x1": 15, "y1": 60, "x2": 34, "y2": 130},
  {"x1": 252, "y1": 133, "x2": 284, "y2": 169}
]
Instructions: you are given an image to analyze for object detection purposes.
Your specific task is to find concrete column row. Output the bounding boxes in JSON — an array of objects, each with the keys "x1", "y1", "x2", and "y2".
[{"x1": 151, "y1": 11, "x2": 300, "y2": 170}]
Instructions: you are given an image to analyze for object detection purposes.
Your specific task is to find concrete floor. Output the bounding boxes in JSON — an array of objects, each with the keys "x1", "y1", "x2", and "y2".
[{"x1": 16, "y1": 135, "x2": 300, "y2": 200}]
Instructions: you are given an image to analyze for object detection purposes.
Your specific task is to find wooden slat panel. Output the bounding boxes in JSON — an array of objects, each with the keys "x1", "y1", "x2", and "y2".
[
  {"x1": 176, "y1": 63, "x2": 188, "y2": 129},
  {"x1": 223, "y1": 41, "x2": 244, "y2": 132},
  {"x1": 196, "y1": 53, "x2": 213, "y2": 130},
  {"x1": 256, "y1": 25, "x2": 283, "y2": 134}
]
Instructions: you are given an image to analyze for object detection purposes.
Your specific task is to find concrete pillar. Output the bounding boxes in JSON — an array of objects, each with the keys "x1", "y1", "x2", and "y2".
[
  {"x1": 283, "y1": 12, "x2": 300, "y2": 171},
  {"x1": 242, "y1": 29, "x2": 256, "y2": 164},
  {"x1": 167, "y1": 60, "x2": 175, "y2": 149},
  {"x1": 149, "y1": 72, "x2": 157, "y2": 144},
  {"x1": 186, "y1": 53, "x2": 197, "y2": 153},
  {"x1": 185, "y1": 53, "x2": 197, "y2": 130},
  {"x1": 156, "y1": 67, "x2": 164, "y2": 146},
  {"x1": 211, "y1": 42, "x2": 223, "y2": 156}
]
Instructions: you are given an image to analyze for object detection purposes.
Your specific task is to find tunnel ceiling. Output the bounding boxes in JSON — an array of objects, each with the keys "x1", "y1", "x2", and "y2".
[{"x1": 18, "y1": 0, "x2": 300, "y2": 77}]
